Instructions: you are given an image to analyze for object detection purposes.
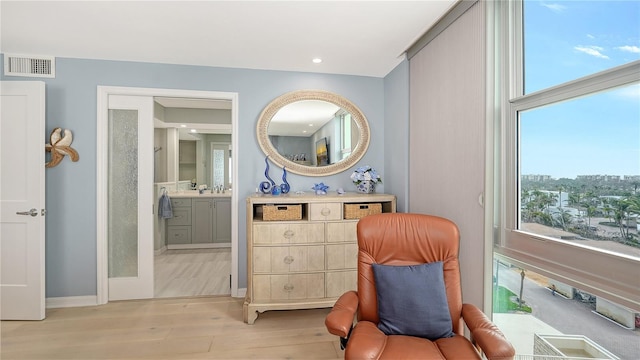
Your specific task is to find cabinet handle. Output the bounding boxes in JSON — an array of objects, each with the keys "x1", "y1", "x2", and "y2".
[
  {"x1": 283, "y1": 230, "x2": 295, "y2": 239},
  {"x1": 320, "y1": 208, "x2": 331, "y2": 216},
  {"x1": 283, "y1": 255, "x2": 294, "y2": 264},
  {"x1": 283, "y1": 284, "x2": 294, "y2": 291}
]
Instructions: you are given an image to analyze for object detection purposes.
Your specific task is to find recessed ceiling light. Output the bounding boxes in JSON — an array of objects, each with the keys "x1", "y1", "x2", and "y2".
[
  {"x1": 190, "y1": 129, "x2": 197, "y2": 133},
  {"x1": 303, "y1": 130, "x2": 307, "y2": 133},
  {"x1": 180, "y1": 124, "x2": 187, "y2": 128},
  {"x1": 309, "y1": 124, "x2": 314, "y2": 126},
  {"x1": 312, "y1": 58, "x2": 322, "y2": 64}
]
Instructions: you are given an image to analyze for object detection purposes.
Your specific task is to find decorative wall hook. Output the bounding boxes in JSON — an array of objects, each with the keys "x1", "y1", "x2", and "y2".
[{"x1": 45, "y1": 128, "x2": 79, "y2": 168}]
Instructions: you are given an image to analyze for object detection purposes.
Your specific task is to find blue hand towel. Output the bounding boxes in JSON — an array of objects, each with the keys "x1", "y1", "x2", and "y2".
[{"x1": 158, "y1": 193, "x2": 173, "y2": 219}]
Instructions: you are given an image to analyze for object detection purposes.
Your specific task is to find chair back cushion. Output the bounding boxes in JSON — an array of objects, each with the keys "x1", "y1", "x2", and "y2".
[
  {"x1": 357, "y1": 213, "x2": 464, "y2": 334},
  {"x1": 372, "y1": 261, "x2": 454, "y2": 339}
]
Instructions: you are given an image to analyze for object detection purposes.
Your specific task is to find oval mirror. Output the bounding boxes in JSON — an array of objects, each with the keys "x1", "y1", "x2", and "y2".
[{"x1": 257, "y1": 90, "x2": 370, "y2": 176}]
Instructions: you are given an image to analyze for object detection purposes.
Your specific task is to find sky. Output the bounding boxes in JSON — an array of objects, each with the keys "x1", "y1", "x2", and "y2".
[{"x1": 520, "y1": 0, "x2": 640, "y2": 179}]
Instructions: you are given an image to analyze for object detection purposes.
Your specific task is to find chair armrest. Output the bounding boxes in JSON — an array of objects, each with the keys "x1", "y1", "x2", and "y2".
[
  {"x1": 461, "y1": 303, "x2": 516, "y2": 360},
  {"x1": 325, "y1": 291, "x2": 359, "y2": 338}
]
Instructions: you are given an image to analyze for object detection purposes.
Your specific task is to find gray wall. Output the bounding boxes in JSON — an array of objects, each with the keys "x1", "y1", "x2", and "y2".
[
  {"x1": 269, "y1": 135, "x2": 312, "y2": 162},
  {"x1": 383, "y1": 59, "x2": 410, "y2": 213},
  {"x1": 0, "y1": 56, "x2": 386, "y2": 297},
  {"x1": 408, "y1": 1, "x2": 486, "y2": 309}
]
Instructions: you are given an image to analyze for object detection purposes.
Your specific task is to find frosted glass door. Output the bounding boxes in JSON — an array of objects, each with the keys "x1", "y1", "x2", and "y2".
[
  {"x1": 108, "y1": 109, "x2": 139, "y2": 277},
  {"x1": 107, "y1": 95, "x2": 154, "y2": 301}
]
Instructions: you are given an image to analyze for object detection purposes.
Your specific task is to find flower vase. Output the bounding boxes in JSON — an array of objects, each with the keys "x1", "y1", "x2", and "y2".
[{"x1": 355, "y1": 181, "x2": 376, "y2": 194}]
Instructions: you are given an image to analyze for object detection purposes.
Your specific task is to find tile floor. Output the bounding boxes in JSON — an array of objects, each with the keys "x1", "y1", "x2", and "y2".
[{"x1": 154, "y1": 248, "x2": 231, "y2": 298}]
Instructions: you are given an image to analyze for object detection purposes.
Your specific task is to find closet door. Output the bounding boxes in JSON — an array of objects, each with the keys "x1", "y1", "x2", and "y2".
[
  {"x1": 0, "y1": 81, "x2": 46, "y2": 320},
  {"x1": 408, "y1": 1, "x2": 486, "y2": 307}
]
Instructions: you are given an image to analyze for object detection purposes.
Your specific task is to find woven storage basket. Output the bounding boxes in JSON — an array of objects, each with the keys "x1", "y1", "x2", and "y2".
[
  {"x1": 262, "y1": 204, "x2": 302, "y2": 221},
  {"x1": 344, "y1": 203, "x2": 382, "y2": 220}
]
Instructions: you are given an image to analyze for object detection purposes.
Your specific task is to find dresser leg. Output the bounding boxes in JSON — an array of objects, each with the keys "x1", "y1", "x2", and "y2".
[{"x1": 246, "y1": 308, "x2": 259, "y2": 324}]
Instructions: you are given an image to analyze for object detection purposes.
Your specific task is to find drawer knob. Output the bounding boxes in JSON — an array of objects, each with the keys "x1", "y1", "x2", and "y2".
[
  {"x1": 283, "y1": 255, "x2": 294, "y2": 264},
  {"x1": 321, "y1": 208, "x2": 331, "y2": 216},
  {"x1": 284, "y1": 284, "x2": 294, "y2": 291},
  {"x1": 283, "y1": 230, "x2": 295, "y2": 239}
]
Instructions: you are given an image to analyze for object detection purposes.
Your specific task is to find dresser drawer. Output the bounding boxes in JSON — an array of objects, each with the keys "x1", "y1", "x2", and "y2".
[
  {"x1": 253, "y1": 245, "x2": 325, "y2": 273},
  {"x1": 167, "y1": 208, "x2": 191, "y2": 226},
  {"x1": 166, "y1": 226, "x2": 191, "y2": 244},
  {"x1": 253, "y1": 273, "x2": 325, "y2": 301},
  {"x1": 309, "y1": 202, "x2": 342, "y2": 221},
  {"x1": 253, "y1": 223, "x2": 324, "y2": 245},
  {"x1": 170, "y1": 198, "x2": 192, "y2": 208},
  {"x1": 326, "y1": 221, "x2": 358, "y2": 243},
  {"x1": 326, "y1": 243, "x2": 358, "y2": 270},
  {"x1": 325, "y1": 270, "x2": 357, "y2": 298}
]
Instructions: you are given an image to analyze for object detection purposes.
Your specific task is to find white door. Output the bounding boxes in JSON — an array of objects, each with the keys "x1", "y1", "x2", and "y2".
[
  {"x1": 0, "y1": 81, "x2": 46, "y2": 320},
  {"x1": 106, "y1": 95, "x2": 154, "y2": 301}
]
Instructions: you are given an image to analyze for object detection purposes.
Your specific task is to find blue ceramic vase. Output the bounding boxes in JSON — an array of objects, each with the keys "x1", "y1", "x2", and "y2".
[{"x1": 355, "y1": 181, "x2": 376, "y2": 194}]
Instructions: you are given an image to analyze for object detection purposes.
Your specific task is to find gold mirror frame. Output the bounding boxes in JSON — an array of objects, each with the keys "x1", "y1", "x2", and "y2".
[{"x1": 256, "y1": 89, "x2": 370, "y2": 176}]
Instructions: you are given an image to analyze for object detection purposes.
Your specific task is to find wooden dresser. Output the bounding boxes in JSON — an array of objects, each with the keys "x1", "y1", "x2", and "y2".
[{"x1": 244, "y1": 192, "x2": 396, "y2": 324}]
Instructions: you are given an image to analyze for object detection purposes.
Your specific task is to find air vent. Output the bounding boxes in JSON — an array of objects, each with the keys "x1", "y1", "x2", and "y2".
[{"x1": 4, "y1": 54, "x2": 55, "y2": 78}]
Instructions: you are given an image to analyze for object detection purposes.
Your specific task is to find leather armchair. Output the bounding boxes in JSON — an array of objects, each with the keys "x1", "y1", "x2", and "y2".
[{"x1": 325, "y1": 213, "x2": 515, "y2": 360}]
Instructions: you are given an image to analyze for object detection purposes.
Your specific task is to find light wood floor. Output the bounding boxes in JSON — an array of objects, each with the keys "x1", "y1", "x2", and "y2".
[
  {"x1": 154, "y1": 248, "x2": 231, "y2": 298},
  {"x1": 1, "y1": 297, "x2": 343, "y2": 359}
]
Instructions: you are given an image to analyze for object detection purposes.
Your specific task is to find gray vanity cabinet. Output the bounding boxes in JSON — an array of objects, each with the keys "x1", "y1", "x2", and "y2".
[
  {"x1": 166, "y1": 196, "x2": 232, "y2": 248},
  {"x1": 213, "y1": 198, "x2": 231, "y2": 244},
  {"x1": 192, "y1": 198, "x2": 214, "y2": 244},
  {"x1": 166, "y1": 198, "x2": 193, "y2": 245}
]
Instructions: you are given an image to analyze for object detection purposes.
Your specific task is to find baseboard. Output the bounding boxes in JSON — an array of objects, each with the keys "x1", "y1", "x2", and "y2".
[
  {"x1": 46, "y1": 295, "x2": 98, "y2": 309},
  {"x1": 154, "y1": 246, "x2": 167, "y2": 256},
  {"x1": 47, "y1": 290, "x2": 244, "y2": 308},
  {"x1": 167, "y1": 243, "x2": 231, "y2": 250},
  {"x1": 234, "y1": 288, "x2": 247, "y2": 298}
]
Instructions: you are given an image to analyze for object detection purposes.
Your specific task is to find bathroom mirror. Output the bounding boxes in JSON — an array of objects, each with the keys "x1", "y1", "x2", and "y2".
[{"x1": 256, "y1": 90, "x2": 370, "y2": 176}]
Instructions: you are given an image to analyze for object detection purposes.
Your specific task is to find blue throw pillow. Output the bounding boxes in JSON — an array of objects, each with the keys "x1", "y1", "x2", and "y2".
[{"x1": 372, "y1": 262, "x2": 454, "y2": 340}]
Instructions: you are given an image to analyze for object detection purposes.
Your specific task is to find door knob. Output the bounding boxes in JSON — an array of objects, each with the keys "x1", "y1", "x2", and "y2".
[{"x1": 16, "y1": 208, "x2": 39, "y2": 217}]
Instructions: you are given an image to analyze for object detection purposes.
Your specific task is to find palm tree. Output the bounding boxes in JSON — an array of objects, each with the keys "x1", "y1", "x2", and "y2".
[
  {"x1": 580, "y1": 191, "x2": 599, "y2": 231},
  {"x1": 568, "y1": 192, "x2": 581, "y2": 207},
  {"x1": 556, "y1": 208, "x2": 573, "y2": 231},
  {"x1": 611, "y1": 198, "x2": 631, "y2": 241},
  {"x1": 556, "y1": 185, "x2": 565, "y2": 208}
]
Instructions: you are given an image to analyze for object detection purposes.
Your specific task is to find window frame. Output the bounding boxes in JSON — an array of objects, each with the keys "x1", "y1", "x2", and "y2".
[
  {"x1": 495, "y1": 0, "x2": 640, "y2": 311},
  {"x1": 339, "y1": 111, "x2": 352, "y2": 159}
]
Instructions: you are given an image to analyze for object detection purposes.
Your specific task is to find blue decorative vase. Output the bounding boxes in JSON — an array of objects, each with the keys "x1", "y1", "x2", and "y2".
[{"x1": 355, "y1": 181, "x2": 376, "y2": 194}]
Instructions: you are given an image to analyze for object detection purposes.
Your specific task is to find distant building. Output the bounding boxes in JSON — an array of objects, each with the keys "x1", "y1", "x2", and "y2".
[
  {"x1": 522, "y1": 174, "x2": 551, "y2": 181},
  {"x1": 623, "y1": 175, "x2": 640, "y2": 182},
  {"x1": 576, "y1": 175, "x2": 621, "y2": 182}
]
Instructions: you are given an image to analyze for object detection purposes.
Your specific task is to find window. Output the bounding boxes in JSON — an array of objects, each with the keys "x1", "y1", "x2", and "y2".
[
  {"x1": 493, "y1": 0, "x2": 639, "y2": 358},
  {"x1": 340, "y1": 112, "x2": 352, "y2": 160},
  {"x1": 519, "y1": 85, "x2": 640, "y2": 259},
  {"x1": 523, "y1": 1, "x2": 640, "y2": 94}
]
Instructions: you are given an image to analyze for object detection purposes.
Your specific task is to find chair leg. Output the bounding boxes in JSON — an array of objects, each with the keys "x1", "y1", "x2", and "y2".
[{"x1": 340, "y1": 326, "x2": 354, "y2": 350}]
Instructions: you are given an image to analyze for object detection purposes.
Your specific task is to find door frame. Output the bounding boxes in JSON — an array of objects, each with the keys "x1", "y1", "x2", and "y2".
[{"x1": 96, "y1": 86, "x2": 239, "y2": 304}]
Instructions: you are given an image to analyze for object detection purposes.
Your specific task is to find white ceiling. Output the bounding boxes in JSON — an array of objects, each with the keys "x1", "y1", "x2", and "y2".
[
  {"x1": 0, "y1": 0, "x2": 456, "y2": 78},
  {"x1": 270, "y1": 100, "x2": 340, "y2": 136}
]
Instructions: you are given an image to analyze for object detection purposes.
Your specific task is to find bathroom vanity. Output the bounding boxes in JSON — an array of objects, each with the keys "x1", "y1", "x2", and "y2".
[{"x1": 166, "y1": 191, "x2": 231, "y2": 249}]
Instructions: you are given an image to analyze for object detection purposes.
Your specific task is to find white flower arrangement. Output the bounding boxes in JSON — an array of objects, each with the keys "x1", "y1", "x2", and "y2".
[{"x1": 350, "y1": 166, "x2": 382, "y2": 185}]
